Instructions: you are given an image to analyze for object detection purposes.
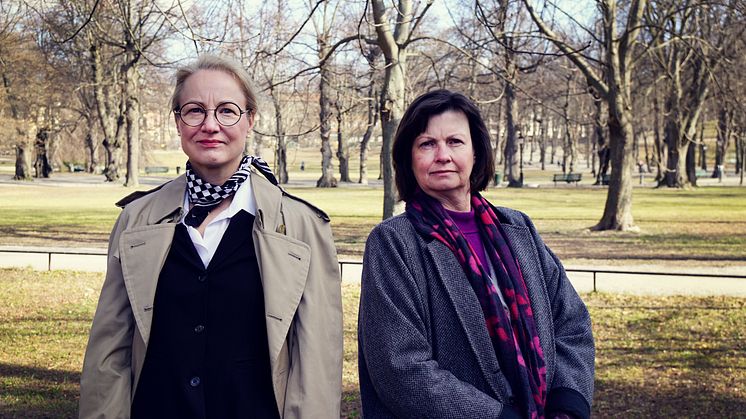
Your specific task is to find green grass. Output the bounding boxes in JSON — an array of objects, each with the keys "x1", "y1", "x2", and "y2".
[
  {"x1": 1, "y1": 181, "x2": 745, "y2": 262},
  {"x1": 1, "y1": 268, "x2": 744, "y2": 418}
]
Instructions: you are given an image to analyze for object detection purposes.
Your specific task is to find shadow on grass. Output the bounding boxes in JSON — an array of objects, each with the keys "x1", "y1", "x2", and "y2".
[
  {"x1": 0, "y1": 226, "x2": 109, "y2": 247},
  {"x1": 0, "y1": 362, "x2": 79, "y2": 418},
  {"x1": 594, "y1": 378, "x2": 746, "y2": 418}
]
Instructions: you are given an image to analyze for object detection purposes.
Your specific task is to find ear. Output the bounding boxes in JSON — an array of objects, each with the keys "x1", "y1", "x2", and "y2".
[{"x1": 246, "y1": 111, "x2": 256, "y2": 131}]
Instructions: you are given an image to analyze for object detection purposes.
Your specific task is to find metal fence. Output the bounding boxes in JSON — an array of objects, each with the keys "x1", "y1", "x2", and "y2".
[{"x1": 1, "y1": 248, "x2": 743, "y2": 295}]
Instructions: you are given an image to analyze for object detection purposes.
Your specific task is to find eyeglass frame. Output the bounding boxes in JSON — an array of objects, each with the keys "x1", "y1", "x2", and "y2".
[{"x1": 173, "y1": 101, "x2": 252, "y2": 127}]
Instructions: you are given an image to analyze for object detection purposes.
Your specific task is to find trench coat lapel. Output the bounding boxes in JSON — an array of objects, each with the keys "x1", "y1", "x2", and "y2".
[
  {"x1": 427, "y1": 241, "x2": 509, "y2": 399},
  {"x1": 118, "y1": 176, "x2": 185, "y2": 346},
  {"x1": 499, "y1": 222, "x2": 555, "y2": 383},
  {"x1": 120, "y1": 224, "x2": 176, "y2": 346},
  {"x1": 250, "y1": 170, "x2": 311, "y2": 373}
]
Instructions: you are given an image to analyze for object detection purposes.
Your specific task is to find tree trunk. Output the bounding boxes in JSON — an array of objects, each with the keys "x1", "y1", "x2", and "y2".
[
  {"x1": 504, "y1": 79, "x2": 520, "y2": 187},
  {"x1": 271, "y1": 94, "x2": 288, "y2": 184},
  {"x1": 371, "y1": 0, "x2": 413, "y2": 218},
  {"x1": 34, "y1": 127, "x2": 53, "y2": 178},
  {"x1": 713, "y1": 105, "x2": 732, "y2": 179},
  {"x1": 85, "y1": 116, "x2": 98, "y2": 173},
  {"x1": 124, "y1": 58, "x2": 140, "y2": 187},
  {"x1": 379, "y1": 64, "x2": 405, "y2": 216},
  {"x1": 14, "y1": 135, "x2": 32, "y2": 181},
  {"x1": 592, "y1": 106, "x2": 636, "y2": 230},
  {"x1": 592, "y1": 93, "x2": 609, "y2": 184},
  {"x1": 317, "y1": 60, "x2": 336, "y2": 187},
  {"x1": 358, "y1": 82, "x2": 378, "y2": 185},
  {"x1": 90, "y1": 43, "x2": 123, "y2": 182},
  {"x1": 336, "y1": 110, "x2": 350, "y2": 182}
]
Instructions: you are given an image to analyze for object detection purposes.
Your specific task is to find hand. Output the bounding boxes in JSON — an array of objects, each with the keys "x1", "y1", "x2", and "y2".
[{"x1": 550, "y1": 413, "x2": 574, "y2": 419}]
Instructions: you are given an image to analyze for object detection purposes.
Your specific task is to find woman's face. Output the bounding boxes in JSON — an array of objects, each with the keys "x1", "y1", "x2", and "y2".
[
  {"x1": 175, "y1": 69, "x2": 254, "y2": 180},
  {"x1": 411, "y1": 110, "x2": 475, "y2": 210}
]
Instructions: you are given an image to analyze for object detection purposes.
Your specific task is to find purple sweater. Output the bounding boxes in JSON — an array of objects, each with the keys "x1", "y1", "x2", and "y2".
[{"x1": 445, "y1": 208, "x2": 487, "y2": 268}]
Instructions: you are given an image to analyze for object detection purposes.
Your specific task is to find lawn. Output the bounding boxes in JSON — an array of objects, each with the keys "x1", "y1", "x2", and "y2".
[
  {"x1": 1, "y1": 180, "x2": 744, "y2": 265},
  {"x1": 0, "y1": 268, "x2": 744, "y2": 417}
]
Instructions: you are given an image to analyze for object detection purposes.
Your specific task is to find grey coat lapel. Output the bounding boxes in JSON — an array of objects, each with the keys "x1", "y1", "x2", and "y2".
[
  {"x1": 427, "y1": 240, "x2": 510, "y2": 399},
  {"x1": 500, "y1": 222, "x2": 556, "y2": 385}
]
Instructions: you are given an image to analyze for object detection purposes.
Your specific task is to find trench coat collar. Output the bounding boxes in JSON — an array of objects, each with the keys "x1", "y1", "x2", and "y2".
[
  {"x1": 141, "y1": 168, "x2": 281, "y2": 226},
  {"x1": 424, "y1": 207, "x2": 554, "y2": 400},
  {"x1": 144, "y1": 175, "x2": 187, "y2": 225}
]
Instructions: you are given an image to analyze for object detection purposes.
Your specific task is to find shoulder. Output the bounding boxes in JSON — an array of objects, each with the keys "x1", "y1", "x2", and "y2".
[
  {"x1": 492, "y1": 205, "x2": 534, "y2": 228},
  {"x1": 365, "y1": 213, "x2": 424, "y2": 255},
  {"x1": 280, "y1": 190, "x2": 330, "y2": 222},
  {"x1": 370, "y1": 213, "x2": 415, "y2": 238},
  {"x1": 115, "y1": 180, "x2": 173, "y2": 209}
]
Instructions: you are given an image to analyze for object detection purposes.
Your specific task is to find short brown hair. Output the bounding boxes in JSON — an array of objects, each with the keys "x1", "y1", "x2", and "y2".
[
  {"x1": 171, "y1": 54, "x2": 257, "y2": 116},
  {"x1": 392, "y1": 89, "x2": 495, "y2": 202}
]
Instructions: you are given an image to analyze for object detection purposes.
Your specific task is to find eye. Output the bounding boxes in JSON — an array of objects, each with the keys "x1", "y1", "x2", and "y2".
[
  {"x1": 417, "y1": 139, "x2": 435, "y2": 149},
  {"x1": 448, "y1": 138, "x2": 464, "y2": 145},
  {"x1": 218, "y1": 104, "x2": 240, "y2": 115},
  {"x1": 182, "y1": 105, "x2": 206, "y2": 115}
]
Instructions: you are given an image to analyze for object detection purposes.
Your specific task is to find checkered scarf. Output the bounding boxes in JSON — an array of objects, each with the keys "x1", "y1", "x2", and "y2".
[{"x1": 184, "y1": 155, "x2": 276, "y2": 227}]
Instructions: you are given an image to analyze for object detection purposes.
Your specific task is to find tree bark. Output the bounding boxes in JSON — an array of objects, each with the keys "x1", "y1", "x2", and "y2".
[
  {"x1": 359, "y1": 81, "x2": 378, "y2": 185},
  {"x1": 34, "y1": 127, "x2": 53, "y2": 178},
  {"x1": 316, "y1": 36, "x2": 337, "y2": 187},
  {"x1": 123, "y1": 54, "x2": 140, "y2": 187},
  {"x1": 336, "y1": 108, "x2": 350, "y2": 183},
  {"x1": 14, "y1": 134, "x2": 32, "y2": 181},
  {"x1": 90, "y1": 42, "x2": 123, "y2": 182},
  {"x1": 271, "y1": 93, "x2": 288, "y2": 184},
  {"x1": 372, "y1": 0, "x2": 417, "y2": 218}
]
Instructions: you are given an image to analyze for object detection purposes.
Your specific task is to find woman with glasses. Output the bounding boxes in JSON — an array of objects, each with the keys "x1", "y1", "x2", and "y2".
[{"x1": 79, "y1": 55, "x2": 343, "y2": 418}]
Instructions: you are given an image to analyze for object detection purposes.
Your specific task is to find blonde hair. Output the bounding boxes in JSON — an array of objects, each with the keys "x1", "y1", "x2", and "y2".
[{"x1": 171, "y1": 54, "x2": 257, "y2": 115}]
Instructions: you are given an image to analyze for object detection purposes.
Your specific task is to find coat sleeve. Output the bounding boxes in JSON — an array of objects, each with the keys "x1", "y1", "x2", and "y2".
[
  {"x1": 358, "y1": 223, "x2": 519, "y2": 419},
  {"x1": 524, "y1": 214, "x2": 595, "y2": 419},
  {"x1": 79, "y1": 213, "x2": 135, "y2": 419},
  {"x1": 283, "y1": 211, "x2": 343, "y2": 418}
]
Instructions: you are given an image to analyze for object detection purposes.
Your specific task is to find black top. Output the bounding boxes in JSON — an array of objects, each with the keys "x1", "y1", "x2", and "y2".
[{"x1": 132, "y1": 210, "x2": 279, "y2": 419}]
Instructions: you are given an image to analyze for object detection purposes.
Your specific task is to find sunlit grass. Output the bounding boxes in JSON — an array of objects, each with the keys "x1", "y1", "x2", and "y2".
[{"x1": 1, "y1": 269, "x2": 744, "y2": 418}]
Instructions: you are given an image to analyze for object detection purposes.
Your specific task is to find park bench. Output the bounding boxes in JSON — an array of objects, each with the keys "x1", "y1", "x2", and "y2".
[
  {"x1": 552, "y1": 173, "x2": 582, "y2": 186},
  {"x1": 145, "y1": 166, "x2": 169, "y2": 174}
]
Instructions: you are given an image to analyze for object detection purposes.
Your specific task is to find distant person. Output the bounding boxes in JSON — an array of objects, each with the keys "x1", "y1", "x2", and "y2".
[
  {"x1": 79, "y1": 55, "x2": 343, "y2": 418},
  {"x1": 300, "y1": 161, "x2": 305, "y2": 171},
  {"x1": 358, "y1": 89, "x2": 595, "y2": 418}
]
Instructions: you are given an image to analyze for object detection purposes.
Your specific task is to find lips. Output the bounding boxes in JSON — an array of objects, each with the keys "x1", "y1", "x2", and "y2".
[{"x1": 197, "y1": 139, "x2": 225, "y2": 147}]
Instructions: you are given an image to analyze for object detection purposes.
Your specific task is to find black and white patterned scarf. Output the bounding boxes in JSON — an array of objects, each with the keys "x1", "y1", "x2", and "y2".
[{"x1": 184, "y1": 155, "x2": 277, "y2": 227}]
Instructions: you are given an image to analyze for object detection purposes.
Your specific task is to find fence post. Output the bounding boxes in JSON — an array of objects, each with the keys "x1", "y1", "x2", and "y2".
[{"x1": 593, "y1": 271, "x2": 597, "y2": 293}]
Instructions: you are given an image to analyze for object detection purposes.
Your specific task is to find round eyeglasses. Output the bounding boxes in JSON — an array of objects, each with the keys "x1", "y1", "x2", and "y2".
[{"x1": 174, "y1": 102, "x2": 249, "y2": 127}]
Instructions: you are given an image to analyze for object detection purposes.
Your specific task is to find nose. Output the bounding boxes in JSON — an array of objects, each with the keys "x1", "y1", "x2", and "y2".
[
  {"x1": 200, "y1": 111, "x2": 220, "y2": 132},
  {"x1": 434, "y1": 143, "x2": 451, "y2": 162}
]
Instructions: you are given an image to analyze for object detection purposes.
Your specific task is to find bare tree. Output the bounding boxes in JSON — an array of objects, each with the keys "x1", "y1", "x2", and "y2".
[
  {"x1": 646, "y1": 0, "x2": 743, "y2": 187},
  {"x1": 371, "y1": 0, "x2": 432, "y2": 218},
  {"x1": 521, "y1": 0, "x2": 647, "y2": 231}
]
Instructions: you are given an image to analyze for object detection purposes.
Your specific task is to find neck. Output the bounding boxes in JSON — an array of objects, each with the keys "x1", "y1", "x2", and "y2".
[
  {"x1": 191, "y1": 161, "x2": 241, "y2": 185},
  {"x1": 436, "y1": 192, "x2": 471, "y2": 212}
]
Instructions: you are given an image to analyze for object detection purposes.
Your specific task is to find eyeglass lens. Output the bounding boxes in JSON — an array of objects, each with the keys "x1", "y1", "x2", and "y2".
[{"x1": 179, "y1": 102, "x2": 242, "y2": 126}]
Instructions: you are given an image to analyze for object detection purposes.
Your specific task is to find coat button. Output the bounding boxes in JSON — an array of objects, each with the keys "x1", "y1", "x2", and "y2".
[
  {"x1": 189, "y1": 376, "x2": 201, "y2": 387},
  {"x1": 507, "y1": 396, "x2": 516, "y2": 405},
  {"x1": 197, "y1": 274, "x2": 207, "y2": 282},
  {"x1": 194, "y1": 324, "x2": 205, "y2": 333}
]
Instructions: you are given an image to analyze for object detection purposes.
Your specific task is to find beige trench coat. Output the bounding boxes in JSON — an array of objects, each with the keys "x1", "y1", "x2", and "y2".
[{"x1": 79, "y1": 169, "x2": 343, "y2": 418}]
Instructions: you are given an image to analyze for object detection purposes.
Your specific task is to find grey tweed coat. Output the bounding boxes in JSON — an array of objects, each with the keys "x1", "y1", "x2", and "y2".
[{"x1": 358, "y1": 206, "x2": 594, "y2": 418}]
